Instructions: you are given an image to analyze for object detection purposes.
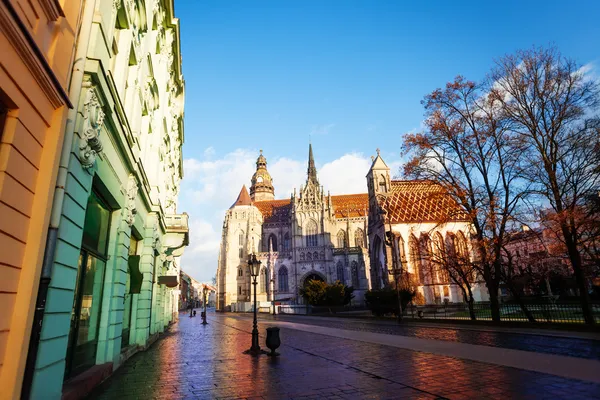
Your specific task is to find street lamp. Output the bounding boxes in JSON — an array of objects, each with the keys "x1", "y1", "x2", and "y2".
[
  {"x1": 202, "y1": 286, "x2": 209, "y2": 325},
  {"x1": 246, "y1": 253, "x2": 262, "y2": 355},
  {"x1": 381, "y1": 208, "x2": 403, "y2": 323}
]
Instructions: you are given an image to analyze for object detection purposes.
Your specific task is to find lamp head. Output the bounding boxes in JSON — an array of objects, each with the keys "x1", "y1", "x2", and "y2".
[{"x1": 248, "y1": 253, "x2": 261, "y2": 277}]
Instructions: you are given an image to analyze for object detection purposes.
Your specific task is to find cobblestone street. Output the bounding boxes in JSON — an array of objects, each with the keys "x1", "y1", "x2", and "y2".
[{"x1": 89, "y1": 311, "x2": 600, "y2": 400}]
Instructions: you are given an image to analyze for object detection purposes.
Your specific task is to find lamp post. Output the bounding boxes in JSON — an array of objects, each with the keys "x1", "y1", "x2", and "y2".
[
  {"x1": 202, "y1": 286, "x2": 208, "y2": 325},
  {"x1": 381, "y1": 208, "x2": 403, "y2": 323},
  {"x1": 247, "y1": 253, "x2": 262, "y2": 355}
]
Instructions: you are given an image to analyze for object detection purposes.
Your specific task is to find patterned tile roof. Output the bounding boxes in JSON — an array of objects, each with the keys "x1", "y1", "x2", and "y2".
[
  {"x1": 254, "y1": 199, "x2": 292, "y2": 223},
  {"x1": 254, "y1": 193, "x2": 369, "y2": 222},
  {"x1": 382, "y1": 180, "x2": 467, "y2": 224},
  {"x1": 331, "y1": 194, "x2": 369, "y2": 218}
]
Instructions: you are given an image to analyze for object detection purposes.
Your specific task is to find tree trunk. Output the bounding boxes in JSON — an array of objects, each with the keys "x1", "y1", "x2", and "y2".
[
  {"x1": 561, "y1": 227, "x2": 594, "y2": 325},
  {"x1": 483, "y1": 264, "x2": 501, "y2": 322},
  {"x1": 466, "y1": 286, "x2": 476, "y2": 321},
  {"x1": 511, "y1": 289, "x2": 536, "y2": 322}
]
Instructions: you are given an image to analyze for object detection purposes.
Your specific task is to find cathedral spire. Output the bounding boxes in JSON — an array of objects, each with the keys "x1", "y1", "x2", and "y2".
[{"x1": 307, "y1": 143, "x2": 318, "y2": 185}]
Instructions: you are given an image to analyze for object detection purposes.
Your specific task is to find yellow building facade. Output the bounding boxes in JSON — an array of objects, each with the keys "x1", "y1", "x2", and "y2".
[{"x1": 0, "y1": 1, "x2": 81, "y2": 399}]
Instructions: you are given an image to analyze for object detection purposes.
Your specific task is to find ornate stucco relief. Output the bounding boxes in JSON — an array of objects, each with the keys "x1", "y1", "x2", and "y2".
[
  {"x1": 124, "y1": 174, "x2": 139, "y2": 226},
  {"x1": 79, "y1": 86, "x2": 105, "y2": 169}
]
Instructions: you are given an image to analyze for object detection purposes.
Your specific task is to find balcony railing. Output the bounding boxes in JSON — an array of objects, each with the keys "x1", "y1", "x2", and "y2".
[{"x1": 165, "y1": 213, "x2": 189, "y2": 233}]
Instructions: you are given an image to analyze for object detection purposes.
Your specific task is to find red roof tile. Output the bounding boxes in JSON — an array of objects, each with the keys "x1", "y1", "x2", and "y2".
[
  {"x1": 230, "y1": 185, "x2": 252, "y2": 208},
  {"x1": 254, "y1": 199, "x2": 292, "y2": 223},
  {"x1": 382, "y1": 180, "x2": 467, "y2": 224},
  {"x1": 331, "y1": 194, "x2": 369, "y2": 218}
]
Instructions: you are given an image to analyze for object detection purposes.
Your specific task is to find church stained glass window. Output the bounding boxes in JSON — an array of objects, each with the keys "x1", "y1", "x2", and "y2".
[
  {"x1": 337, "y1": 230, "x2": 346, "y2": 248},
  {"x1": 306, "y1": 220, "x2": 318, "y2": 247},
  {"x1": 336, "y1": 261, "x2": 345, "y2": 283},
  {"x1": 351, "y1": 261, "x2": 359, "y2": 288},
  {"x1": 278, "y1": 266, "x2": 289, "y2": 292},
  {"x1": 355, "y1": 228, "x2": 365, "y2": 248}
]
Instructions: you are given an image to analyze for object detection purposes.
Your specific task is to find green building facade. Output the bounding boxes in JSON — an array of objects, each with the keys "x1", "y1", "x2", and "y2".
[{"x1": 26, "y1": 1, "x2": 188, "y2": 398}]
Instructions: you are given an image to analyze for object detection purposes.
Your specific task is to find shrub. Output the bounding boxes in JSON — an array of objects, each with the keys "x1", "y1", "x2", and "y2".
[
  {"x1": 364, "y1": 286, "x2": 416, "y2": 317},
  {"x1": 300, "y1": 280, "x2": 354, "y2": 308}
]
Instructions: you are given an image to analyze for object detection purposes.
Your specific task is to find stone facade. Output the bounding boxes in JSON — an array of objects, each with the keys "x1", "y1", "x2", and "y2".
[{"x1": 216, "y1": 146, "x2": 371, "y2": 311}]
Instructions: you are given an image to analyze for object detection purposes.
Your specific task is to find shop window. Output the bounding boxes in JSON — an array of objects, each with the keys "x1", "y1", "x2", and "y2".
[{"x1": 66, "y1": 190, "x2": 111, "y2": 378}]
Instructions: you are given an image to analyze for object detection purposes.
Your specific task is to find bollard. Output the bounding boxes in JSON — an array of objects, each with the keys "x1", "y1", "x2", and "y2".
[{"x1": 265, "y1": 327, "x2": 281, "y2": 357}]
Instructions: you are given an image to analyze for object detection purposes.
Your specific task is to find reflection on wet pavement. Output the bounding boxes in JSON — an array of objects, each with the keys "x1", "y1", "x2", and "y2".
[
  {"x1": 261, "y1": 315, "x2": 600, "y2": 361},
  {"x1": 89, "y1": 312, "x2": 600, "y2": 400}
]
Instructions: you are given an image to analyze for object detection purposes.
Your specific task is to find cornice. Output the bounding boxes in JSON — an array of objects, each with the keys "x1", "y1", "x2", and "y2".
[
  {"x1": 39, "y1": 0, "x2": 64, "y2": 21},
  {"x1": 0, "y1": 1, "x2": 72, "y2": 109}
]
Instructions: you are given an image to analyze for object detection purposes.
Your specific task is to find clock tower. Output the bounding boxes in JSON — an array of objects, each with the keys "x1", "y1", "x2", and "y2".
[{"x1": 250, "y1": 150, "x2": 275, "y2": 201}]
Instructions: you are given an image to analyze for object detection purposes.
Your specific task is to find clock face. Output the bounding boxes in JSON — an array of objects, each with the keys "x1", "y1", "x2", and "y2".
[{"x1": 257, "y1": 176, "x2": 264, "y2": 183}]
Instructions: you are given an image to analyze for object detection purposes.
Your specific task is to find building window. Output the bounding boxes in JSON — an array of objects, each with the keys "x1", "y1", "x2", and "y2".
[
  {"x1": 351, "y1": 261, "x2": 359, "y2": 288},
  {"x1": 355, "y1": 228, "x2": 365, "y2": 248},
  {"x1": 305, "y1": 220, "x2": 318, "y2": 247},
  {"x1": 283, "y1": 233, "x2": 291, "y2": 251},
  {"x1": 278, "y1": 266, "x2": 289, "y2": 292},
  {"x1": 239, "y1": 232, "x2": 244, "y2": 246},
  {"x1": 336, "y1": 261, "x2": 345, "y2": 283},
  {"x1": 337, "y1": 230, "x2": 346, "y2": 248},
  {"x1": 313, "y1": 251, "x2": 318, "y2": 260},
  {"x1": 67, "y1": 190, "x2": 111, "y2": 378},
  {"x1": 379, "y1": 174, "x2": 387, "y2": 193},
  {"x1": 238, "y1": 267, "x2": 243, "y2": 277},
  {"x1": 239, "y1": 248, "x2": 244, "y2": 259},
  {"x1": 238, "y1": 286, "x2": 242, "y2": 295}
]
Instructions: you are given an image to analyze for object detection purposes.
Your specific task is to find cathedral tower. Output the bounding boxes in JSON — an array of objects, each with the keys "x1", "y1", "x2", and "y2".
[{"x1": 250, "y1": 150, "x2": 275, "y2": 201}]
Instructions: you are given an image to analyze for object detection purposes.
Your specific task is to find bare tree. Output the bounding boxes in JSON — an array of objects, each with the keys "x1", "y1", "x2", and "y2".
[
  {"x1": 491, "y1": 47, "x2": 600, "y2": 324},
  {"x1": 403, "y1": 76, "x2": 527, "y2": 322},
  {"x1": 428, "y1": 232, "x2": 480, "y2": 320}
]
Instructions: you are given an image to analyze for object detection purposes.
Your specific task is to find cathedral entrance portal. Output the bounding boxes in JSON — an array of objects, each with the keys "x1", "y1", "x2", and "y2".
[{"x1": 302, "y1": 272, "x2": 325, "y2": 287}]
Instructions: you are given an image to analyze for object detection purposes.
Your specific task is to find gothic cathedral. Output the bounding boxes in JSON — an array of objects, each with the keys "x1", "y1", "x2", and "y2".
[{"x1": 216, "y1": 145, "x2": 370, "y2": 311}]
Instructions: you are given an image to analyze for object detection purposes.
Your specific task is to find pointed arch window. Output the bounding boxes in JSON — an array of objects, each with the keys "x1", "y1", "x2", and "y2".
[
  {"x1": 432, "y1": 232, "x2": 449, "y2": 283},
  {"x1": 336, "y1": 261, "x2": 345, "y2": 283},
  {"x1": 337, "y1": 230, "x2": 347, "y2": 248},
  {"x1": 351, "y1": 261, "x2": 359, "y2": 288},
  {"x1": 379, "y1": 174, "x2": 387, "y2": 193},
  {"x1": 283, "y1": 233, "x2": 291, "y2": 251},
  {"x1": 409, "y1": 234, "x2": 422, "y2": 284},
  {"x1": 278, "y1": 266, "x2": 289, "y2": 292},
  {"x1": 354, "y1": 228, "x2": 365, "y2": 248},
  {"x1": 306, "y1": 220, "x2": 318, "y2": 247}
]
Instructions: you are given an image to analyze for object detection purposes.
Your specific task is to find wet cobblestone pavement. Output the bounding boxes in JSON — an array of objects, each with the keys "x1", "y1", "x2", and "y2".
[
  {"x1": 89, "y1": 311, "x2": 600, "y2": 400},
  {"x1": 260, "y1": 314, "x2": 600, "y2": 361}
]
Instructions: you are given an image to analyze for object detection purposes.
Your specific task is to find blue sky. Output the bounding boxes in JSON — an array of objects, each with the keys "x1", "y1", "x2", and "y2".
[{"x1": 174, "y1": 0, "x2": 600, "y2": 282}]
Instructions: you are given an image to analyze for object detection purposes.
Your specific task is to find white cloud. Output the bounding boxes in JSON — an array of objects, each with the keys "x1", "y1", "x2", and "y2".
[
  {"x1": 177, "y1": 147, "x2": 402, "y2": 282},
  {"x1": 319, "y1": 153, "x2": 372, "y2": 194}
]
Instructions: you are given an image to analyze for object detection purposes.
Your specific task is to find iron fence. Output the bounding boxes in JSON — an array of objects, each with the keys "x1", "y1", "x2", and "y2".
[{"x1": 404, "y1": 301, "x2": 600, "y2": 324}]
